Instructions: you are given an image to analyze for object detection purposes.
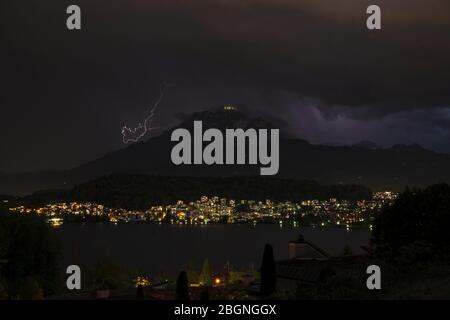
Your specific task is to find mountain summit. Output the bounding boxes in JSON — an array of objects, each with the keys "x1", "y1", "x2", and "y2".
[{"x1": 176, "y1": 104, "x2": 278, "y2": 131}]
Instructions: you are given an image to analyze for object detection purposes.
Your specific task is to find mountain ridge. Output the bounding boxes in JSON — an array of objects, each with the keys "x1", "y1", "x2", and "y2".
[
  {"x1": 2, "y1": 106, "x2": 450, "y2": 195},
  {"x1": 19, "y1": 174, "x2": 373, "y2": 210}
]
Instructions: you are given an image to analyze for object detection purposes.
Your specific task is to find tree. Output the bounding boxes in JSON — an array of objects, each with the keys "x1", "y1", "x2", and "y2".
[
  {"x1": 91, "y1": 259, "x2": 131, "y2": 290},
  {"x1": 199, "y1": 259, "x2": 212, "y2": 285},
  {"x1": 372, "y1": 183, "x2": 450, "y2": 254},
  {"x1": 0, "y1": 224, "x2": 9, "y2": 260},
  {"x1": 0, "y1": 281, "x2": 7, "y2": 300},
  {"x1": 260, "y1": 244, "x2": 276, "y2": 296},
  {"x1": 200, "y1": 287, "x2": 210, "y2": 300},
  {"x1": 0, "y1": 213, "x2": 62, "y2": 297},
  {"x1": 182, "y1": 260, "x2": 199, "y2": 284},
  {"x1": 136, "y1": 284, "x2": 144, "y2": 300},
  {"x1": 176, "y1": 271, "x2": 189, "y2": 300},
  {"x1": 18, "y1": 277, "x2": 44, "y2": 300}
]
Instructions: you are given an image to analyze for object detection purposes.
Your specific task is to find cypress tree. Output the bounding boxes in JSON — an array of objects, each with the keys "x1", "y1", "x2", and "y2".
[
  {"x1": 176, "y1": 271, "x2": 190, "y2": 300},
  {"x1": 260, "y1": 244, "x2": 276, "y2": 296}
]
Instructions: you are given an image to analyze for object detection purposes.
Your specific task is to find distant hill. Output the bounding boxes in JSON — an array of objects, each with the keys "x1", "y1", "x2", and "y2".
[
  {"x1": 2, "y1": 105, "x2": 450, "y2": 195},
  {"x1": 20, "y1": 175, "x2": 372, "y2": 210}
]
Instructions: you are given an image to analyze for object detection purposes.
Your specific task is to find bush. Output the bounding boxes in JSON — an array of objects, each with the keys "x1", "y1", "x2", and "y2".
[
  {"x1": 18, "y1": 277, "x2": 44, "y2": 300},
  {"x1": 0, "y1": 281, "x2": 8, "y2": 300}
]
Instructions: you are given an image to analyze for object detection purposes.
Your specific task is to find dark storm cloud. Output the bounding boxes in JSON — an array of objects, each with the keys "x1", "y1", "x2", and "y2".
[
  {"x1": 284, "y1": 102, "x2": 450, "y2": 151},
  {"x1": 2, "y1": 0, "x2": 450, "y2": 171}
]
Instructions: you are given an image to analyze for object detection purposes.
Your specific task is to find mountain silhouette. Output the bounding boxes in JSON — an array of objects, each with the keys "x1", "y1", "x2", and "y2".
[
  {"x1": 2, "y1": 105, "x2": 450, "y2": 195},
  {"x1": 352, "y1": 141, "x2": 379, "y2": 150}
]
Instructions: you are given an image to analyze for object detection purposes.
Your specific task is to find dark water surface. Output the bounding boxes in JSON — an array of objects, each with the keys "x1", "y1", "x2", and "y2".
[{"x1": 55, "y1": 224, "x2": 371, "y2": 275}]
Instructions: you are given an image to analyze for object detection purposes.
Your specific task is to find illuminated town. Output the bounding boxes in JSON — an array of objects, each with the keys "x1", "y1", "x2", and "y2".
[{"x1": 9, "y1": 191, "x2": 398, "y2": 229}]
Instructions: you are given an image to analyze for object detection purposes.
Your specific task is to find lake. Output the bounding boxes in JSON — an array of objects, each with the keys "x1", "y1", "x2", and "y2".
[{"x1": 55, "y1": 224, "x2": 371, "y2": 275}]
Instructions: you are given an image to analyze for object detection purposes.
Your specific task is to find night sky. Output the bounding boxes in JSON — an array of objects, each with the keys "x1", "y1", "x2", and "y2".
[{"x1": 2, "y1": 0, "x2": 450, "y2": 172}]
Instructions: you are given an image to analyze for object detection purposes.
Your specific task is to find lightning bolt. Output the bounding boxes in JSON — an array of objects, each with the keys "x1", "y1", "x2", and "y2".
[{"x1": 121, "y1": 83, "x2": 169, "y2": 144}]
